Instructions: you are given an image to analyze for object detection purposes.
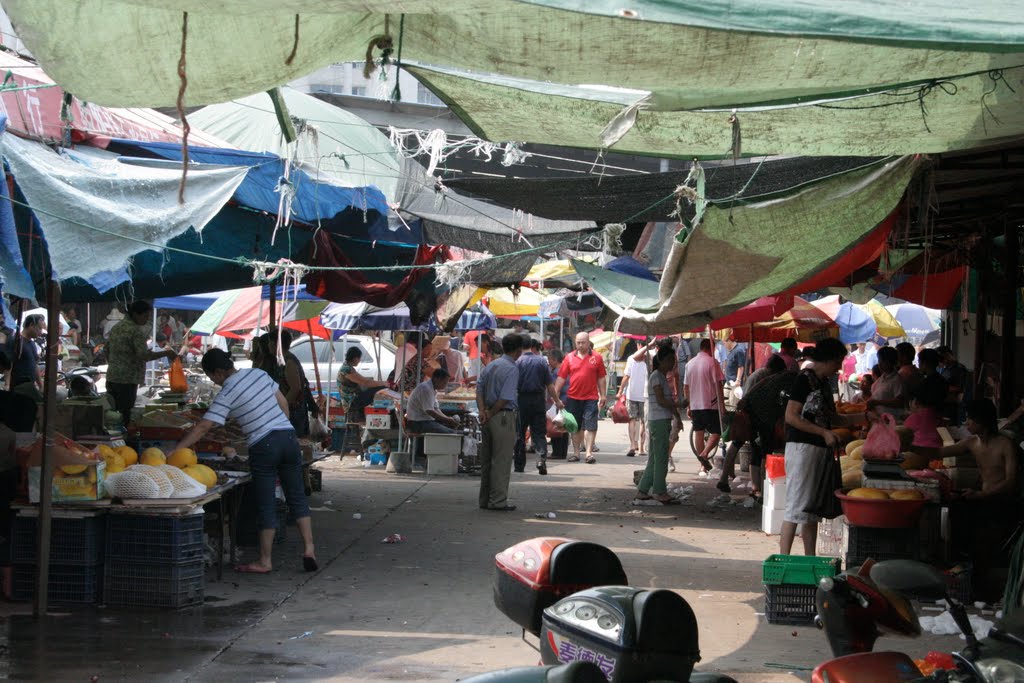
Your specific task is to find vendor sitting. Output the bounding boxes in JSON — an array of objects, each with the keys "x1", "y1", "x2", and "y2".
[
  {"x1": 406, "y1": 367, "x2": 460, "y2": 435},
  {"x1": 338, "y1": 347, "x2": 388, "y2": 419}
]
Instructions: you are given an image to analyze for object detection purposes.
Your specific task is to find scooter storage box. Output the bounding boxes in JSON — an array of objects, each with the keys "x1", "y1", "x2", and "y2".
[
  {"x1": 540, "y1": 586, "x2": 701, "y2": 683},
  {"x1": 493, "y1": 537, "x2": 627, "y2": 637}
]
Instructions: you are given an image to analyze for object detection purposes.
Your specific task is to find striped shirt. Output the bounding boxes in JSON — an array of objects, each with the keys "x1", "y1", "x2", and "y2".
[{"x1": 204, "y1": 368, "x2": 294, "y2": 445}]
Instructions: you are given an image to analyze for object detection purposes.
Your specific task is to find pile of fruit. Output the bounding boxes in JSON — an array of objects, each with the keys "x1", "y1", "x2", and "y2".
[
  {"x1": 845, "y1": 486, "x2": 926, "y2": 501},
  {"x1": 99, "y1": 445, "x2": 218, "y2": 498}
]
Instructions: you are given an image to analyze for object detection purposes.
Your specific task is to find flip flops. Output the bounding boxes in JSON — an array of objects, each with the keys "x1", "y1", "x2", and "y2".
[
  {"x1": 585, "y1": 456, "x2": 597, "y2": 464},
  {"x1": 716, "y1": 481, "x2": 731, "y2": 493},
  {"x1": 567, "y1": 455, "x2": 580, "y2": 462},
  {"x1": 626, "y1": 449, "x2": 636, "y2": 458}
]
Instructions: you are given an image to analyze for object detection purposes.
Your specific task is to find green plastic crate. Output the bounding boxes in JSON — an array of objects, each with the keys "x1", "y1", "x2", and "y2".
[{"x1": 762, "y1": 554, "x2": 840, "y2": 586}]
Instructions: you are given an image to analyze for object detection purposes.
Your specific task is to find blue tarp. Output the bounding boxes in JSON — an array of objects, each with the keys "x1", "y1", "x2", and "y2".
[
  {"x1": 605, "y1": 255, "x2": 658, "y2": 282},
  {"x1": 108, "y1": 140, "x2": 389, "y2": 226},
  {"x1": 835, "y1": 302, "x2": 877, "y2": 343},
  {"x1": 0, "y1": 117, "x2": 36, "y2": 300},
  {"x1": 155, "y1": 289, "x2": 241, "y2": 311}
]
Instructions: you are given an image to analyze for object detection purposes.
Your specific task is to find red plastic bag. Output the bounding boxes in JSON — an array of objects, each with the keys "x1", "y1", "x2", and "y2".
[
  {"x1": 611, "y1": 394, "x2": 630, "y2": 424},
  {"x1": 862, "y1": 413, "x2": 901, "y2": 460},
  {"x1": 546, "y1": 417, "x2": 567, "y2": 438}
]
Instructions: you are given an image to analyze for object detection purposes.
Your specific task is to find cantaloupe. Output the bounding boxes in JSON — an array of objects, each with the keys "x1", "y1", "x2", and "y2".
[
  {"x1": 97, "y1": 444, "x2": 118, "y2": 460},
  {"x1": 60, "y1": 464, "x2": 88, "y2": 475},
  {"x1": 101, "y1": 450, "x2": 126, "y2": 474},
  {"x1": 182, "y1": 464, "x2": 217, "y2": 489},
  {"x1": 167, "y1": 448, "x2": 197, "y2": 468},
  {"x1": 140, "y1": 448, "x2": 166, "y2": 466},
  {"x1": 845, "y1": 439, "x2": 866, "y2": 456},
  {"x1": 116, "y1": 445, "x2": 138, "y2": 466},
  {"x1": 889, "y1": 489, "x2": 925, "y2": 501},
  {"x1": 849, "y1": 446, "x2": 864, "y2": 462},
  {"x1": 842, "y1": 470, "x2": 862, "y2": 489},
  {"x1": 847, "y1": 487, "x2": 889, "y2": 500}
]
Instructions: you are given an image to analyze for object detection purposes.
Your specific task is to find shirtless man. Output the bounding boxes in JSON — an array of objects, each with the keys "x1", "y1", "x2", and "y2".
[{"x1": 941, "y1": 399, "x2": 1018, "y2": 499}]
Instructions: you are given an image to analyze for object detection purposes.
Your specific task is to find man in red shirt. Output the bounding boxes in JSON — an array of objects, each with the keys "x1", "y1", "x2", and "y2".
[{"x1": 554, "y1": 332, "x2": 607, "y2": 464}]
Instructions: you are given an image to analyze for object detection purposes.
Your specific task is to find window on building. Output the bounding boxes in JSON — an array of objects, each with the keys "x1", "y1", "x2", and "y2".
[{"x1": 416, "y1": 85, "x2": 444, "y2": 106}]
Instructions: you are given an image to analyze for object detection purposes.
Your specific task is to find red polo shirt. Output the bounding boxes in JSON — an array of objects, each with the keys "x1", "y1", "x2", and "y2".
[{"x1": 558, "y1": 351, "x2": 606, "y2": 400}]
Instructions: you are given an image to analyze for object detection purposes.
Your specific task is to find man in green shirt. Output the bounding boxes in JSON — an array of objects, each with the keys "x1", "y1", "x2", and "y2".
[{"x1": 105, "y1": 301, "x2": 177, "y2": 428}]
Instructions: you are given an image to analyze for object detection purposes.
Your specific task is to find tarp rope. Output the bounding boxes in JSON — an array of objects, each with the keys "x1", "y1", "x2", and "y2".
[{"x1": 176, "y1": 11, "x2": 191, "y2": 205}]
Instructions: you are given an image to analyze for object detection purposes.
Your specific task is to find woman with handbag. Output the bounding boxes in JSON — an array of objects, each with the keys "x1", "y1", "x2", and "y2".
[{"x1": 780, "y1": 338, "x2": 865, "y2": 555}]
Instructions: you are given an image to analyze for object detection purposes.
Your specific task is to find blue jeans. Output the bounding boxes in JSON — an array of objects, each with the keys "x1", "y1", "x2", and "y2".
[{"x1": 248, "y1": 429, "x2": 310, "y2": 530}]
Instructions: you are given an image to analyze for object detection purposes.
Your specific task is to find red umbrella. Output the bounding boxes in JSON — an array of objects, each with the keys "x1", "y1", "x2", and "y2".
[
  {"x1": 708, "y1": 295, "x2": 796, "y2": 330},
  {"x1": 728, "y1": 297, "x2": 839, "y2": 343}
]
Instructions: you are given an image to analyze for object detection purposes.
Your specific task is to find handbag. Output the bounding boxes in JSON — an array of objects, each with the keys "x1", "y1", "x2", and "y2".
[
  {"x1": 611, "y1": 394, "x2": 630, "y2": 424},
  {"x1": 803, "y1": 448, "x2": 844, "y2": 519}
]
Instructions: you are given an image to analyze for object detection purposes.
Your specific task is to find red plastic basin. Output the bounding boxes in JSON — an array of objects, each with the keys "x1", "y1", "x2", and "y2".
[{"x1": 835, "y1": 488, "x2": 927, "y2": 529}]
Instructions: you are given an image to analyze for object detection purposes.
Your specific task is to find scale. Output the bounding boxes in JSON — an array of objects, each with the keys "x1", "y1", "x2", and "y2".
[{"x1": 861, "y1": 457, "x2": 913, "y2": 480}]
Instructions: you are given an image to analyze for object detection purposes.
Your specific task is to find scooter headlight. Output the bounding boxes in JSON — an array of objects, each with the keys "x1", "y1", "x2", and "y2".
[{"x1": 976, "y1": 657, "x2": 1024, "y2": 683}]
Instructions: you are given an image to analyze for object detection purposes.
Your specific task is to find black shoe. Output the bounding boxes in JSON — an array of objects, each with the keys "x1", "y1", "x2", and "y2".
[
  {"x1": 626, "y1": 449, "x2": 636, "y2": 457},
  {"x1": 487, "y1": 505, "x2": 517, "y2": 512},
  {"x1": 514, "y1": 468, "x2": 525, "y2": 473},
  {"x1": 536, "y1": 461, "x2": 547, "y2": 475}
]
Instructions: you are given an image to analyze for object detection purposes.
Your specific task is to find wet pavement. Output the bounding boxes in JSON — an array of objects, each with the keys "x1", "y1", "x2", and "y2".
[{"x1": 0, "y1": 421, "x2": 965, "y2": 682}]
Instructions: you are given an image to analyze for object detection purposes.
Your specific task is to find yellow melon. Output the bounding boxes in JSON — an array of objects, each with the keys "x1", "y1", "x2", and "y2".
[
  {"x1": 182, "y1": 465, "x2": 211, "y2": 489},
  {"x1": 845, "y1": 439, "x2": 866, "y2": 456},
  {"x1": 60, "y1": 464, "x2": 88, "y2": 475},
  {"x1": 842, "y1": 470, "x2": 862, "y2": 489},
  {"x1": 140, "y1": 448, "x2": 167, "y2": 466},
  {"x1": 167, "y1": 448, "x2": 198, "y2": 468},
  {"x1": 101, "y1": 450, "x2": 126, "y2": 474},
  {"x1": 847, "y1": 487, "x2": 889, "y2": 500},
  {"x1": 116, "y1": 446, "x2": 138, "y2": 466},
  {"x1": 889, "y1": 489, "x2": 925, "y2": 501},
  {"x1": 193, "y1": 463, "x2": 218, "y2": 488},
  {"x1": 97, "y1": 444, "x2": 118, "y2": 460},
  {"x1": 849, "y1": 446, "x2": 864, "y2": 462}
]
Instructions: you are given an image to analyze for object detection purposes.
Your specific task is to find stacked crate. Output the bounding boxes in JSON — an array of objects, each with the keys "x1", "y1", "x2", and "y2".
[
  {"x1": 762, "y1": 554, "x2": 840, "y2": 625},
  {"x1": 103, "y1": 512, "x2": 205, "y2": 608},
  {"x1": 10, "y1": 510, "x2": 106, "y2": 604}
]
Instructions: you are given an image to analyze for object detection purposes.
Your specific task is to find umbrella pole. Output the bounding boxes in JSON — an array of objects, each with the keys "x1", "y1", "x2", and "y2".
[
  {"x1": 749, "y1": 324, "x2": 755, "y2": 373},
  {"x1": 307, "y1": 319, "x2": 323, "y2": 397},
  {"x1": 35, "y1": 280, "x2": 61, "y2": 616},
  {"x1": 708, "y1": 323, "x2": 726, "y2": 459},
  {"x1": 149, "y1": 309, "x2": 158, "y2": 387}
]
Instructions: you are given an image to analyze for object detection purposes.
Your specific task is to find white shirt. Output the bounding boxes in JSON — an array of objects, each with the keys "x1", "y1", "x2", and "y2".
[
  {"x1": 205, "y1": 368, "x2": 294, "y2": 445},
  {"x1": 647, "y1": 370, "x2": 674, "y2": 421},
  {"x1": 406, "y1": 379, "x2": 439, "y2": 422},
  {"x1": 623, "y1": 356, "x2": 648, "y2": 402}
]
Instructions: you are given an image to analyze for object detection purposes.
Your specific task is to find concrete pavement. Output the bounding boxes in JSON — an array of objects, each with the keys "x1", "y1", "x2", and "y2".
[{"x1": 0, "y1": 419, "x2": 963, "y2": 681}]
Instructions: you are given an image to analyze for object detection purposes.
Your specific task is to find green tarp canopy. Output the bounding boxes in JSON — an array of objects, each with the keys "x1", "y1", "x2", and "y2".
[{"x1": 5, "y1": 1, "x2": 1023, "y2": 157}]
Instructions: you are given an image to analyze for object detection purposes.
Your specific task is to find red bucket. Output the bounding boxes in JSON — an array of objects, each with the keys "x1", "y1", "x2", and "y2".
[
  {"x1": 765, "y1": 454, "x2": 786, "y2": 480},
  {"x1": 835, "y1": 488, "x2": 927, "y2": 528}
]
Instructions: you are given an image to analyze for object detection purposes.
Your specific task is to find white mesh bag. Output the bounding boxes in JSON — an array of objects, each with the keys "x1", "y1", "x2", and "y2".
[
  {"x1": 104, "y1": 469, "x2": 160, "y2": 499},
  {"x1": 158, "y1": 465, "x2": 207, "y2": 498},
  {"x1": 130, "y1": 464, "x2": 174, "y2": 498}
]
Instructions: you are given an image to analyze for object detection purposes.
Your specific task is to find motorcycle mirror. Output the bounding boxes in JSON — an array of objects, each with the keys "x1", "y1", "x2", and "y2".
[{"x1": 868, "y1": 560, "x2": 948, "y2": 602}]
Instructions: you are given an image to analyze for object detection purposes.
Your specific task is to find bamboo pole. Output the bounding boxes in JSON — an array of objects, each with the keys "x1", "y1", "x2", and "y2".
[{"x1": 34, "y1": 280, "x2": 61, "y2": 616}]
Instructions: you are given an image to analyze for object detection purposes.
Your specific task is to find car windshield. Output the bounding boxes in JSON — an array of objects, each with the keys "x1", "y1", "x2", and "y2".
[{"x1": 289, "y1": 336, "x2": 396, "y2": 365}]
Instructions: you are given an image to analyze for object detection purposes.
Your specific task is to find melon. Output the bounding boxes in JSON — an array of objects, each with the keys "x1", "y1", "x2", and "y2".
[
  {"x1": 849, "y1": 446, "x2": 864, "y2": 462},
  {"x1": 140, "y1": 448, "x2": 167, "y2": 466},
  {"x1": 101, "y1": 450, "x2": 126, "y2": 474},
  {"x1": 847, "y1": 487, "x2": 889, "y2": 500},
  {"x1": 182, "y1": 464, "x2": 216, "y2": 489},
  {"x1": 116, "y1": 445, "x2": 138, "y2": 466},
  {"x1": 97, "y1": 444, "x2": 118, "y2": 460},
  {"x1": 889, "y1": 489, "x2": 925, "y2": 501},
  {"x1": 842, "y1": 470, "x2": 863, "y2": 489},
  {"x1": 60, "y1": 464, "x2": 88, "y2": 475},
  {"x1": 846, "y1": 440, "x2": 866, "y2": 456},
  {"x1": 167, "y1": 448, "x2": 198, "y2": 468}
]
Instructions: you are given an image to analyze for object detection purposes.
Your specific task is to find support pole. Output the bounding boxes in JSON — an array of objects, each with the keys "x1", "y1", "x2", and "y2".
[
  {"x1": 268, "y1": 284, "x2": 277, "y2": 334},
  {"x1": 306, "y1": 319, "x2": 323, "y2": 398},
  {"x1": 34, "y1": 280, "x2": 61, "y2": 616},
  {"x1": 974, "y1": 232, "x2": 990, "y2": 400},
  {"x1": 1000, "y1": 219, "x2": 1019, "y2": 415}
]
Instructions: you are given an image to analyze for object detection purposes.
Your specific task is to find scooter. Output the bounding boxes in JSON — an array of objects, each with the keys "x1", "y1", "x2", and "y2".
[
  {"x1": 813, "y1": 558, "x2": 1024, "y2": 682},
  {"x1": 476, "y1": 536, "x2": 739, "y2": 682}
]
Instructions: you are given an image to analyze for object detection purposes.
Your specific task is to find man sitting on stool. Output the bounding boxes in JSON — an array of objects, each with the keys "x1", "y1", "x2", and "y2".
[{"x1": 406, "y1": 367, "x2": 460, "y2": 450}]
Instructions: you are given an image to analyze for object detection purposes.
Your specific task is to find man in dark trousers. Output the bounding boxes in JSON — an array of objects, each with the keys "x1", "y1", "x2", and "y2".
[{"x1": 514, "y1": 337, "x2": 563, "y2": 476}]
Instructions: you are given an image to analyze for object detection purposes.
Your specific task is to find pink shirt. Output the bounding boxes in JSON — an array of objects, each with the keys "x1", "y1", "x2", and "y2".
[
  {"x1": 684, "y1": 352, "x2": 725, "y2": 410},
  {"x1": 905, "y1": 407, "x2": 942, "y2": 448}
]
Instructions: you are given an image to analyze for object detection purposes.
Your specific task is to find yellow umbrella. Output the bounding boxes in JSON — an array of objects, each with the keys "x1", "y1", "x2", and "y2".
[
  {"x1": 524, "y1": 259, "x2": 582, "y2": 283},
  {"x1": 857, "y1": 300, "x2": 906, "y2": 338},
  {"x1": 480, "y1": 287, "x2": 546, "y2": 318}
]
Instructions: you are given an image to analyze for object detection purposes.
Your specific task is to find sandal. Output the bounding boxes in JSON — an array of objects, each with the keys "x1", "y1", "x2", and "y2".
[
  {"x1": 567, "y1": 455, "x2": 580, "y2": 462},
  {"x1": 626, "y1": 449, "x2": 636, "y2": 458},
  {"x1": 585, "y1": 456, "x2": 597, "y2": 464},
  {"x1": 696, "y1": 455, "x2": 713, "y2": 471},
  {"x1": 716, "y1": 481, "x2": 731, "y2": 494},
  {"x1": 303, "y1": 556, "x2": 319, "y2": 572}
]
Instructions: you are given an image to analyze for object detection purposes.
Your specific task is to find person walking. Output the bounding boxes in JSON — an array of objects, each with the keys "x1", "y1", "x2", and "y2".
[
  {"x1": 546, "y1": 349, "x2": 570, "y2": 461},
  {"x1": 554, "y1": 332, "x2": 607, "y2": 464},
  {"x1": 175, "y1": 349, "x2": 317, "y2": 573},
  {"x1": 105, "y1": 301, "x2": 178, "y2": 428},
  {"x1": 619, "y1": 340, "x2": 653, "y2": 458},
  {"x1": 477, "y1": 334, "x2": 523, "y2": 511},
  {"x1": 633, "y1": 348, "x2": 682, "y2": 505},
  {"x1": 683, "y1": 339, "x2": 725, "y2": 475},
  {"x1": 514, "y1": 337, "x2": 562, "y2": 475}
]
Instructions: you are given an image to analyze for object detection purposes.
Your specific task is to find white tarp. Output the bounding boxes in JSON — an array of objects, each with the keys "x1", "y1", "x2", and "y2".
[{"x1": 1, "y1": 134, "x2": 248, "y2": 290}]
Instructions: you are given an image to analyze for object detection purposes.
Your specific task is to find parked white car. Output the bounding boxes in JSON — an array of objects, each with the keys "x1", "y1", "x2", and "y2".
[{"x1": 285, "y1": 335, "x2": 396, "y2": 396}]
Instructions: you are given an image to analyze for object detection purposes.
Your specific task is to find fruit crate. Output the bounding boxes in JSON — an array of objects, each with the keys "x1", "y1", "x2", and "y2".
[
  {"x1": 845, "y1": 524, "x2": 920, "y2": 569},
  {"x1": 103, "y1": 559, "x2": 204, "y2": 608},
  {"x1": 11, "y1": 511, "x2": 106, "y2": 566},
  {"x1": 12, "y1": 563, "x2": 103, "y2": 604},
  {"x1": 765, "y1": 584, "x2": 818, "y2": 625},
  {"x1": 762, "y1": 554, "x2": 841, "y2": 586},
  {"x1": 106, "y1": 512, "x2": 205, "y2": 564}
]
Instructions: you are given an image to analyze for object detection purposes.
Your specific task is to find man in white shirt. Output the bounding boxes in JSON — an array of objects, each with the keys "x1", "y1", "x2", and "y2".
[
  {"x1": 406, "y1": 367, "x2": 459, "y2": 434},
  {"x1": 618, "y1": 340, "x2": 652, "y2": 457}
]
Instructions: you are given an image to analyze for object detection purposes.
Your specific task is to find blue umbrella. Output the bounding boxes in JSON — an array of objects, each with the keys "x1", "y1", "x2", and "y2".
[
  {"x1": 887, "y1": 303, "x2": 939, "y2": 341},
  {"x1": 834, "y1": 302, "x2": 877, "y2": 343}
]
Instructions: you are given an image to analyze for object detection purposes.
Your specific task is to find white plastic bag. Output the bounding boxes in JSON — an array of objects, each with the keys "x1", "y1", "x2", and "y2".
[
  {"x1": 546, "y1": 404, "x2": 558, "y2": 421},
  {"x1": 310, "y1": 416, "x2": 330, "y2": 440}
]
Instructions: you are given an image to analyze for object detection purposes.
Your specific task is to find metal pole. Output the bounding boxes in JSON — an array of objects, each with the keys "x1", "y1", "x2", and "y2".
[
  {"x1": 34, "y1": 280, "x2": 61, "y2": 616},
  {"x1": 268, "y1": 284, "x2": 277, "y2": 334},
  {"x1": 973, "y1": 232, "x2": 990, "y2": 400},
  {"x1": 149, "y1": 308, "x2": 158, "y2": 387},
  {"x1": 306, "y1": 319, "x2": 323, "y2": 397},
  {"x1": 1000, "y1": 219, "x2": 1019, "y2": 416}
]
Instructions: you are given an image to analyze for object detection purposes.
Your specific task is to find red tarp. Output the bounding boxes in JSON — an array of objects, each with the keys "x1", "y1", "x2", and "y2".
[
  {"x1": 893, "y1": 267, "x2": 968, "y2": 309},
  {"x1": 728, "y1": 296, "x2": 838, "y2": 343},
  {"x1": 784, "y1": 212, "x2": 896, "y2": 295},
  {"x1": 304, "y1": 231, "x2": 446, "y2": 308},
  {"x1": 705, "y1": 294, "x2": 795, "y2": 331}
]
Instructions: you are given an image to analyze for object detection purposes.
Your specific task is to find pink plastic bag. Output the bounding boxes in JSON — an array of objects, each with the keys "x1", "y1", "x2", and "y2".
[{"x1": 862, "y1": 413, "x2": 901, "y2": 460}]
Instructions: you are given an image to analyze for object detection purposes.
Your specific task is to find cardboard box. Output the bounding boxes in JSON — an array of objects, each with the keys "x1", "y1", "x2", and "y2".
[
  {"x1": 26, "y1": 434, "x2": 107, "y2": 503},
  {"x1": 366, "y1": 414, "x2": 392, "y2": 430}
]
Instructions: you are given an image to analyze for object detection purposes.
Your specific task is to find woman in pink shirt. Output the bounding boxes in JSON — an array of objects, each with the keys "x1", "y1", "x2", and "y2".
[{"x1": 904, "y1": 384, "x2": 945, "y2": 453}]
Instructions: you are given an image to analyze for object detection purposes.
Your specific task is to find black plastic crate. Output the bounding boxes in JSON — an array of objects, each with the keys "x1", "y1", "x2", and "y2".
[
  {"x1": 103, "y1": 559, "x2": 204, "y2": 608},
  {"x1": 765, "y1": 583, "x2": 818, "y2": 625},
  {"x1": 845, "y1": 525, "x2": 920, "y2": 569},
  {"x1": 11, "y1": 514, "x2": 105, "y2": 566},
  {"x1": 12, "y1": 563, "x2": 103, "y2": 604},
  {"x1": 106, "y1": 513, "x2": 205, "y2": 564}
]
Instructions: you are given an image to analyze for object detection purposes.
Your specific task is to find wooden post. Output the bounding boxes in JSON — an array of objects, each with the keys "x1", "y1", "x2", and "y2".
[
  {"x1": 268, "y1": 283, "x2": 277, "y2": 333},
  {"x1": 34, "y1": 280, "x2": 61, "y2": 616},
  {"x1": 974, "y1": 231, "x2": 990, "y2": 400},
  {"x1": 1000, "y1": 219, "x2": 1019, "y2": 415}
]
